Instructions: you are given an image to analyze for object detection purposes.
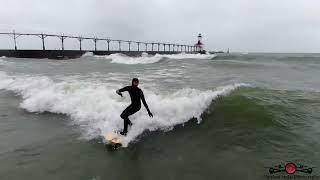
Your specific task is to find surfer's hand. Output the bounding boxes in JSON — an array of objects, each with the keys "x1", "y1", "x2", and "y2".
[
  {"x1": 116, "y1": 90, "x2": 123, "y2": 97},
  {"x1": 148, "y1": 111, "x2": 153, "y2": 118}
]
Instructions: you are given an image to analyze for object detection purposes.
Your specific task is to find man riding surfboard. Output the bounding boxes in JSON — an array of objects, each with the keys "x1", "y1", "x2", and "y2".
[{"x1": 116, "y1": 78, "x2": 153, "y2": 136}]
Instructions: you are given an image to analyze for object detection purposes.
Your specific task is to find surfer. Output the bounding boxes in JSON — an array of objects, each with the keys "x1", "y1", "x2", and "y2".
[{"x1": 116, "y1": 78, "x2": 153, "y2": 136}]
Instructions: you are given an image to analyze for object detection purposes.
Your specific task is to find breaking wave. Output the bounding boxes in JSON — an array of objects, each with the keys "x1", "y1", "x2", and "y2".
[
  {"x1": 0, "y1": 72, "x2": 245, "y2": 147},
  {"x1": 104, "y1": 53, "x2": 217, "y2": 64},
  {"x1": 81, "y1": 52, "x2": 94, "y2": 57}
]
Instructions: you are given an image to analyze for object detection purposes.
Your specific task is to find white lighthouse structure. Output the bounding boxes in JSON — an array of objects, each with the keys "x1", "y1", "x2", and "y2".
[{"x1": 195, "y1": 33, "x2": 206, "y2": 54}]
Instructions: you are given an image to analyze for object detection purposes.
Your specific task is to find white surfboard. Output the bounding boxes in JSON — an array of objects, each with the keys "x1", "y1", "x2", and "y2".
[{"x1": 105, "y1": 132, "x2": 123, "y2": 147}]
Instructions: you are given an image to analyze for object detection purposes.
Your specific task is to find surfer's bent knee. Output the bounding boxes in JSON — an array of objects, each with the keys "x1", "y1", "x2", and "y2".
[{"x1": 120, "y1": 113, "x2": 126, "y2": 119}]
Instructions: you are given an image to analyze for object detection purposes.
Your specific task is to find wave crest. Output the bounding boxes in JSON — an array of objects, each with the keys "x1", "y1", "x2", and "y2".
[
  {"x1": 0, "y1": 72, "x2": 245, "y2": 147},
  {"x1": 104, "y1": 53, "x2": 217, "y2": 64}
]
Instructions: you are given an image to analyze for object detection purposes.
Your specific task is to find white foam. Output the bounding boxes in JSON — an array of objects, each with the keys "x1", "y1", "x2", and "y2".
[
  {"x1": 0, "y1": 72, "x2": 245, "y2": 147},
  {"x1": 81, "y1": 52, "x2": 94, "y2": 57},
  {"x1": 157, "y1": 53, "x2": 217, "y2": 60},
  {"x1": 105, "y1": 53, "x2": 163, "y2": 64},
  {"x1": 104, "y1": 53, "x2": 216, "y2": 64},
  {"x1": 0, "y1": 58, "x2": 10, "y2": 65}
]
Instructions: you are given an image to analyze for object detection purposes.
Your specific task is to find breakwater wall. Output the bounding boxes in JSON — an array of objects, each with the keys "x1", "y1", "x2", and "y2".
[
  {"x1": 0, "y1": 50, "x2": 184, "y2": 59},
  {"x1": 0, "y1": 31, "x2": 200, "y2": 59}
]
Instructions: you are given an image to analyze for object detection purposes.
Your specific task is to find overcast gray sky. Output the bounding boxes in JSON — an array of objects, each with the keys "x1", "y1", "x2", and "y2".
[{"x1": 0, "y1": 0, "x2": 319, "y2": 52}]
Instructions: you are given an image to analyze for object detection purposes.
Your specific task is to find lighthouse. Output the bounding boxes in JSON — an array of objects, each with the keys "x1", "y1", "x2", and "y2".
[{"x1": 195, "y1": 33, "x2": 206, "y2": 54}]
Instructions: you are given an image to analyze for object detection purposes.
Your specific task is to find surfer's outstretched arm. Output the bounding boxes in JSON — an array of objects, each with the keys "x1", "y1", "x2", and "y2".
[
  {"x1": 141, "y1": 91, "x2": 153, "y2": 117},
  {"x1": 116, "y1": 86, "x2": 130, "y2": 97}
]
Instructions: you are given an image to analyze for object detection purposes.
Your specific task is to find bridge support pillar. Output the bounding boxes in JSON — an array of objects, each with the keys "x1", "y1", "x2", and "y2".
[
  {"x1": 128, "y1": 41, "x2": 131, "y2": 51},
  {"x1": 78, "y1": 37, "x2": 83, "y2": 51},
  {"x1": 118, "y1": 41, "x2": 121, "y2": 51},
  {"x1": 107, "y1": 40, "x2": 110, "y2": 51}
]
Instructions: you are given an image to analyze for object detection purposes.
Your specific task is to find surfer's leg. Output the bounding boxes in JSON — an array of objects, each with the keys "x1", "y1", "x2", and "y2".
[
  {"x1": 122, "y1": 117, "x2": 130, "y2": 135},
  {"x1": 120, "y1": 105, "x2": 139, "y2": 135},
  {"x1": 127, "y1": 119, "x2": 132, "y2": 126},
  {"x1": 120, "y1": 105, "x2": 134, "y2": 135},
  {"x1": 125, "y1": 108, "x2": 140, "y2": 128}
]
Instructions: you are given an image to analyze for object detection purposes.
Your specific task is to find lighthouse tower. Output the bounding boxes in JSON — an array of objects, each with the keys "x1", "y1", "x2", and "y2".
[{"x1": 195, "y1": 33, "x2": 206, "y2": 54}]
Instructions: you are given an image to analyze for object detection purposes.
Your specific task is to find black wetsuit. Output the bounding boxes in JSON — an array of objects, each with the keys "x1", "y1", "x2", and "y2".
[{"x1": 117, "y1": 86, "x2": 151, "y2": 134}]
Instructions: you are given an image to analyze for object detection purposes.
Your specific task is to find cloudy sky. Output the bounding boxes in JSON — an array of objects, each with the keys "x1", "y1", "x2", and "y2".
[{"x1": 0, "y1": 0, "x2": 319, "y2": 52}]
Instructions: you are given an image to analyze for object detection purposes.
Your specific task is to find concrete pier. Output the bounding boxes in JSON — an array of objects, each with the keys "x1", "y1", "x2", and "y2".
[
  {"x1": 0, "y1": 50, "x2": 184, "y2": 59},
  {"x1": 0, "y1": 31, "x2": 200, "y2": 59}
]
